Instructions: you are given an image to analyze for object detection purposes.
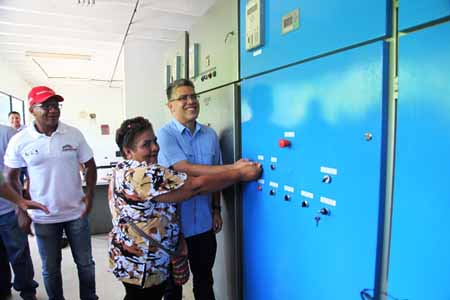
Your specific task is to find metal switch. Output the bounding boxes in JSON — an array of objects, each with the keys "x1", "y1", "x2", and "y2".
[{"x1": 322, "y1": 175, "x2": 332, "y2": 184}]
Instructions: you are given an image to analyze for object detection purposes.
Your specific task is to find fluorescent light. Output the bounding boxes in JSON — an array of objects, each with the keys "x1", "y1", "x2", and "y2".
[{"x1": 25, "y1": 51, "x2": 91, "y2": 61}]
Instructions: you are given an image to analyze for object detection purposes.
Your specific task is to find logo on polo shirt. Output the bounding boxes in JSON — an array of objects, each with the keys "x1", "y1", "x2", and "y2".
[
  {"x1": 24, "y1": 149, "x2": 39, "y2": 157},
  {"x1": 62, "y1": 144, "x2": 77, "y2": 152}
]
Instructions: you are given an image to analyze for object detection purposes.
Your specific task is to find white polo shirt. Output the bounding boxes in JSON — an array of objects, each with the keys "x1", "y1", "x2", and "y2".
[{"x1": 4, "y1": 121, "x2": 94, "y2": 224}]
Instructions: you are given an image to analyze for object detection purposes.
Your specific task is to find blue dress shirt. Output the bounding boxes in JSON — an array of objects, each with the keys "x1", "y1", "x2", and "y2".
[{"x1": 157, "y1": 119, "x2": 222, "y2": 238}]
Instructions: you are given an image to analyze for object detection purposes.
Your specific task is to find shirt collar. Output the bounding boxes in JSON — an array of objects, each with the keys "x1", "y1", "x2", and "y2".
[
  {"x1": 28, "y1": 121, "x2": 66, "y2": 138},
  {"x1": 171, "y1": 119, "x2": 202, "y2": 136}
]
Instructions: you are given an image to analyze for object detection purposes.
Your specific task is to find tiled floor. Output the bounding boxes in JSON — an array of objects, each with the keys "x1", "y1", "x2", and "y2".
[{"x1": 9, "y1": 234, "x2": 194, "y2": 300}]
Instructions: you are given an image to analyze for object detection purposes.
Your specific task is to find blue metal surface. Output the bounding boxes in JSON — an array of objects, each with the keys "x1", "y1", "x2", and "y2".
[
  {"x1": 388, "y1": 23, "x2": 450, "y2": 300},
  {"x1": 240, "y1": 0, "x2": 388, "y2": 78},
  {"x1": 241, "y1": 42, "x2": 386, "y2": 300},
  {"x1": 399, "y1": 0, "x2": 450, "y2": 30}
]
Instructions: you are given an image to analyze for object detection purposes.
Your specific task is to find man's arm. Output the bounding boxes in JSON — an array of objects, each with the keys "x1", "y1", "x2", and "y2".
[
  {"x1": 0, "y1": 180, "x2": 48, "y2": 213},
  {"x1": 5, "y1": 166, "x2": 22, "y2": 194},
  {"x1": 5, "y1": 167, "x2": 33, "y2": 234},
  {"x1": 81, "y1": 158, "x2": 97, "y2": 217},
  {"x1": 212, "y1": 191, "x2": 223, "y2": 233}
]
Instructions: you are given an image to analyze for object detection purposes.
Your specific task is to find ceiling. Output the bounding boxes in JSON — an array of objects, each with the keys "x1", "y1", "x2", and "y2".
[{"x1": 0, "y1": 0, "x2": 216, "y2": 87}]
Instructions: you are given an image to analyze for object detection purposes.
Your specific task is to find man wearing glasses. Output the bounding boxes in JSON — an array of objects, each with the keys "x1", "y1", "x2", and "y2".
[
  {"x1": 4, "y1": 86, "x2": 98, "y2": 300},
  {"x1": 158, "y1": 79, "x2": 246, "y2": 300}
]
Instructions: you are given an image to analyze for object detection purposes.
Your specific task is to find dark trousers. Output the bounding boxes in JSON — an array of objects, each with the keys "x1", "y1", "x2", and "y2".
[
  {"x1": 0, "y1": 211, "x2": 38, "y2": 299},
  {"x1": 164, "y1": 230, "x2": 217, "y2": 300},
  {"x1": 123, "y1": 281, "x2": 166, "y2": 300}
]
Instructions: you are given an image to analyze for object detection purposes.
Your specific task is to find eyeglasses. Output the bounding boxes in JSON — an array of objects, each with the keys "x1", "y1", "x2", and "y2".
[
  {"x1": 169, "y1": 94, "x2": 199, "y2": 102},
  {"x1": 33, "y1": 102, "x2": 62, "y2": 110}
]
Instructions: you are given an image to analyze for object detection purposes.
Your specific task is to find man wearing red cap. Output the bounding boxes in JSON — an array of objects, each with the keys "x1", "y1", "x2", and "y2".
[{"x1": 4, "y1": 86, "x2": 98, "y2": 300}]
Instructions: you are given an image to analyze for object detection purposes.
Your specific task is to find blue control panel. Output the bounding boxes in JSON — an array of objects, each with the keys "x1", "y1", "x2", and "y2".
[
  {"x1": 240, "y1": 0, "x2": 388, "y2": 78},
  {"x1": 388, "y1": 22, "x2": 450, "y2": 300},
  {"x1": 399, "y1": 0, "x2": 450, "y2": 30},
  {"x1": 240, "y1": 41, "x2": 387, "y2": 300}
]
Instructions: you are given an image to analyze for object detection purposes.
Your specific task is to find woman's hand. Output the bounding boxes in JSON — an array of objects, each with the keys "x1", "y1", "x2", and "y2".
[{"x1": 238, "y1": 163, "x2": 262, "y2": 181}]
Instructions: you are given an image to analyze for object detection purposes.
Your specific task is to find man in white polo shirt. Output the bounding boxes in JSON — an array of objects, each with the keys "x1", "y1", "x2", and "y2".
[{"x1": 4, "y1": 86, "x2": 98, "y2": 300}]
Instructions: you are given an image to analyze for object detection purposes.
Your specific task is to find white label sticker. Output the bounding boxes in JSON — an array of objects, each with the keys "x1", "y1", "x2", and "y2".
[
  {"x1": 320, "y1": 196, "x2": 336, "y2": 207},
  {"x1": 257, "y1": 179, "x2": 265, "y2": 184},
  {"x1": 253, "y1": 49, "x2": 262, "y2": 56},
  {"x1": 257, "y1": 155, "x2": 264, "y2": 161},
  {"x1": 269, "y1": 181, "x2": 279, "y2": 188},
  {"x1": 284, "y1": 185, "x2": 294, "y2": 193},
  {"x1": 301, "y1": 190, "x2": 314, "y2": 199},
  {"x1": 320, "y1": 166, "x2": 338, "y2": 175},
  {"x1": 284, "y1": 131, "x2": 295, "y2": 138},
  {"x1": 270, "y1": 157, "x2": 278, "y2": 163}
]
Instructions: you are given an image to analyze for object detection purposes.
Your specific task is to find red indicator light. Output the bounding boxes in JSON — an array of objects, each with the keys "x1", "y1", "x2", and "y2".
[{"x1": 278, "y1": 139, "x2": 291, "y2": 148}]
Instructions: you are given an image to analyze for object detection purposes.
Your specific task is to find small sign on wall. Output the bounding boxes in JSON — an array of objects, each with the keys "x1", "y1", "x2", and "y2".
[{"x1": 100, "y1": 124, "x2": 110, "y2": 135}]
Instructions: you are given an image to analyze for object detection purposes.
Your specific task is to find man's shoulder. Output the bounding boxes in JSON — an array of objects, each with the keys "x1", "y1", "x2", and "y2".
[
  {"x1": 8, "y1": 126, "x2": 32, "y2": 144},
  {"x1": 58, "y1": 122, "x2": 84, "y2": 138},
  {"x1": 0, "y1": 124, "x2": 14, "y2": 136},
  {"x1": 157, "y1": 121, "x2": 178, "y2": 136},
  {"x1": 198, "y1": 123, "x2": 218, "y2": 139},
  {"x1": 59, "y1": 121, "x2": 79, "y2": 132}
]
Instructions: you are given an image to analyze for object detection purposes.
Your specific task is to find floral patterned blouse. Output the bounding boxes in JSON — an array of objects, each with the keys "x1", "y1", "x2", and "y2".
[{"x1": 108, "y1": 160, "x2": 187, "y2": 287}]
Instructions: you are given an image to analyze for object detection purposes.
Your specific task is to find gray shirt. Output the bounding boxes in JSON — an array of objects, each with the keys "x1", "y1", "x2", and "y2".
[{"x1": 0, "y1": 124, "x2": 17, "y2": 215}]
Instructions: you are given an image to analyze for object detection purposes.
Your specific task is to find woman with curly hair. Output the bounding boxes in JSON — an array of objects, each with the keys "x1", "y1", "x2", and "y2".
[{"x1": 109, "y1": 117, "x2": 260, "y2": 300}]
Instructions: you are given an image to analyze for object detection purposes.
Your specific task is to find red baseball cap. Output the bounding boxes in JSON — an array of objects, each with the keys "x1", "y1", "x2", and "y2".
[{"x1": 28, "y1": 86, "x2": 64, "y2": 107}]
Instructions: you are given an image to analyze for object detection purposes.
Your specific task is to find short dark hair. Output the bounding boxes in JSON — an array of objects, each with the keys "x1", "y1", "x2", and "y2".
[
  {"x1": 116, "y1": 117, "x2": 153, "y2": 158},
  {"x1": 166, "y1": 78, "x2": 195, "y2": 100},
  {"x1": 8, "y1": 111, "x2": 20, "y2": 117}
]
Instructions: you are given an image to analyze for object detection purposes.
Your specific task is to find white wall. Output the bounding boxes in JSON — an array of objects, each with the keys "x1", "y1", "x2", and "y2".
[
  {"x1": 51, "y1": 82, "x2": 124, "y2": 166},
  {"x1": 0, "y1": 57, "x2": 31, "y2": 125},
  {"x1": 123, "y1": 39, "x2": 173, "y2": 130},
  {"x1": 0, "y1": 57, "x2": 30, "y2": 100}
]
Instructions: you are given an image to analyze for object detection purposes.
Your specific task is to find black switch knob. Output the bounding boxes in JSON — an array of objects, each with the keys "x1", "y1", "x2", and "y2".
[
  {"x1": 284, "y1": 195, "x2": 291, "y2": 201},
  {"x1": 269, "y1": 189, "x2": 276, "y2": 196},
  {"x1": 322, "y1": 175, "x2": 332, "y2": 184},
  {"x1": 301, "y1": 201, "x2": 309, "y2": 208},
  {"x1": 319, "y1": 208, "x2": 330, "y2": 216},
  {"x1": 270, "y1": 164, "x2": 276, "y2": 170}
]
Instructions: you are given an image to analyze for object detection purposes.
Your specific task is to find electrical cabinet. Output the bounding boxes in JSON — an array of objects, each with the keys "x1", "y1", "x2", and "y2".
[
  {"x1": 240, "y1": 0, "x2": 388, "y2": 78},
  {"x1": 241, "y1": 41, "x2": 386, "y2": 300},
  {"x1": 163, "y1": 33, "x2": 187, "y2": 88},
  {"x1": 399, "y1": 0, "x2": 450, "y2": 30},
  {"x1": 189, "y1": 0, "x2": 238, "y2": 92},
  {"x1": 197, "y1": 85, "x2": 240, "y2": 300},
  {"x1": 388, "y1": 22, "x2": 450, "y2": 300}
]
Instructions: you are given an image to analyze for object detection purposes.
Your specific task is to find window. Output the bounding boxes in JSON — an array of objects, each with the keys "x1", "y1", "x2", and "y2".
[{"x1": 0, "y1": 91, "x2": 26, "y2": 126}]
